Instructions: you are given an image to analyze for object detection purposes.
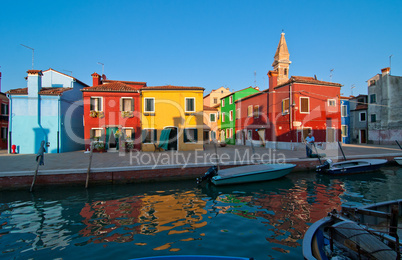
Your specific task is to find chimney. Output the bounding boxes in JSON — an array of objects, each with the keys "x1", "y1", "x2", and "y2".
[
  {"x1": 27, "y1": 70, "x2": 43, "y2": 97},
  {"x1": 254, "y1": 86, "x2": 259, "y2": 90},
  {"x1": 381, "y1": 67, "x2": 390, "y2": 76},
  {"x1": 268, "y1": 70, "x2": 278, "y2": 91},
  {"x1": 91, "y1": 72, "x2": 101, "y2": 86}
]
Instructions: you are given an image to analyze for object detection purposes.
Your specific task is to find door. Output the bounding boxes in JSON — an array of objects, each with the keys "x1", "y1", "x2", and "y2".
[
  {"x1": 257, "y1": 129, "x2": 265, "y2": 146},
  {"x1": 326, "y1": 127, "x2": 336, "y2": 142},
  {"x1": 106, "y1": 127, "x2": 119, "y2": 149},
  {"x1": 360, "y1": 129, "x2": 366, "y2": 144},
  {"x1": 166, "y1": 127, "x2": 178, "y2": 150}
]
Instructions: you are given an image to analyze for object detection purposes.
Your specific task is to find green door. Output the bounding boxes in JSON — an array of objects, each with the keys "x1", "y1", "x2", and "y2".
[{"x1": 106, "y1": 127, "x2": 119, "y2": 150}]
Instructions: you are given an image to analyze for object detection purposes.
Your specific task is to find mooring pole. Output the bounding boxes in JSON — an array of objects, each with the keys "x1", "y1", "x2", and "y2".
[
  {"x1": 396, "y1": 140, "x2": 402, "y2": 150},
  {"x1": 30, "y1": 155, "x2": 41, "y2": 192},
  {"x1": 85, "y1": 142, "x2": 94, "y2": 189},
  {"x1": 214, "y1": 142, "x2": 220, "y2": 172},
  {"x1": 338, "y1": 141, "x2": 347, "y2": 161}
]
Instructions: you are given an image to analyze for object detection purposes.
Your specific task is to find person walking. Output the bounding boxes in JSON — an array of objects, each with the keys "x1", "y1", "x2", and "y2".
[{"x1": 305, "y1": 132, "x2": 315, "y2": 158}]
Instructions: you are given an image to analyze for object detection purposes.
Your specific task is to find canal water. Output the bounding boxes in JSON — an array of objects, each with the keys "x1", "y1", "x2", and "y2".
[{"x1": 1, "y1": 167, "x2": 402, "y2": 260}]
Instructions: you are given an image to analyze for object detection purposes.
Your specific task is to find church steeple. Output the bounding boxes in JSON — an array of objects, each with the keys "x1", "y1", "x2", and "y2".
[{"x1": 271, "y1": 32, "x2": 291, "y2": 85}]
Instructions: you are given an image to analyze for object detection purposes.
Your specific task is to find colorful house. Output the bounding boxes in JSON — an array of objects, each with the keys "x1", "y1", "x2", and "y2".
[
  {"x1": 235, "y1": 91, "x2": 269, "y2": 146},
  {"x1": 340, "y1": 96, "x2": 350, "y2": 144},
  {"x1": 140, "y1": 85, "x2": 204, "y2": 151},
  {"x1": 7, "y1": 69, "x2": 88, "y2": 154},
  {"x1": 349, "y1": 94, "x2": 368, "y2": 144},
  {"x1": 0, "y1": 71, "x2": 9, "y2": 150},
  {"x1": 81, "y1": 73, "x2": 146, "y2": 151},
  {"x1": 266, "y1": 33, "x2": 342, "y2": 149},
  {"x1": 220, "y1": 87, "x2": 260, "y2": 145}
]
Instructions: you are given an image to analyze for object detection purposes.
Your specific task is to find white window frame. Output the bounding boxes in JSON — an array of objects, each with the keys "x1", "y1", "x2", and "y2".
[
  {"x1": 90, "y1": 96, "x2": 103, "y2": 112},
  {"x1": 185, "y1": 97, "x2": 196, "y2": 112},
  {"x1": 144, "y1": 97, "x2": 155, "y2": 113},
  {"x1": 229, "y1": 128, "x2": 233, "y2": 138},
  {"x1": 341, "y1": 105, "x2": 347, "y2": 117},
  {"x1": 222, "y1": 112, "x2": 225, "y2": 122},
  {"x1": 229, "y1": 95, "x2": 233, "y2": 104},
  {"x1": 120, "y1": 97, "x2": 134, "y2": 112},
  {"x1": 122, "y1": 127, "x2": 134, "y2": 139},
  {"x1": 222, "y1": 99, "x2": 225, "y2": 107},
  {"x1": 184, "y1": 128, "x2": 198, "y2": 143},
  {"x1": 341, "y1": 125, "x2": 348, "y2": 137},
  {"x1": 327, "y1": 99, "x2": 336, "y2": 107},
  {"x1": 359, "y1": 111, "x2": 366, "y2": 122},
  {"x1": 247, "y1": 105, "x2": 253, "y2": 117},
  {"x1": 229, "y1": 110, "x2": 233, "y2": 121},
  {"x1": 226, "y1": 128, "x2": 229, "y2": 139},
  {"x1": 300, "y1": 97, "x2": 310, "y2": 114},
  {"x1": 90, "y1": 127, "x2": 103, "y2": 139},
  {"x1": 282, "y1": 98, "x2": 290, "y2": 115}
]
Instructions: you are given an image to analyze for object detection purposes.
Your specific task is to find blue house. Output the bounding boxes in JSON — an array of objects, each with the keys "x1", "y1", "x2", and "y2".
[
  {"x1": 7, "y1": 69, "x2": 89, "y2": 154},
  {"x1": 340, "y1": 96, "x2": 350, "y2": 144}
]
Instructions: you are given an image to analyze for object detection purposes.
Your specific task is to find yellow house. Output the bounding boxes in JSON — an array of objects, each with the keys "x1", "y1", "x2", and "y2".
[{"x1": 141, "y1": 85, "x2": 204, "y2": 151}]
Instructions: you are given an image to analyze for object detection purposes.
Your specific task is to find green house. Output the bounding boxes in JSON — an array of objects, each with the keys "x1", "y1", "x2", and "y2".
[{"x1": 220, "y1": 87, "x2": 260, "y2": 145}]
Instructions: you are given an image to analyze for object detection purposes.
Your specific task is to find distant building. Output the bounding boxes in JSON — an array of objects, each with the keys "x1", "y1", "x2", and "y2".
[
  {"x1": 203, "y1": 86, "x2": 231, "y2": 107},
  {"x1": 267, "y1": 33, "x2": 342, "y2": 149},
  {"x1": 349, "y1": 94, "x2": 368, "y2": 144},
  {"x1": 367, "y1": 67, "x2": 402, "y2": 144},
  {"x1": 7, "y1": 69, "x2": 88, "y2": 154},
  {"x1": 0, "y1": 71, "x2": 9, "y2": 150},
  {"x1": 340, "y1": 96, "x2": 351, "y2": 144}
]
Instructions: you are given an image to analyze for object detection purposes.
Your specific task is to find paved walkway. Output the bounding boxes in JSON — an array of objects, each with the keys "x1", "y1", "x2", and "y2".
[{"x1": 1, "y1": 143, "x2": 402, "y2": 176}]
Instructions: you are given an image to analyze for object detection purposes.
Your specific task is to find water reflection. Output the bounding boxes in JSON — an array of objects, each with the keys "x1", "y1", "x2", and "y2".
[{"x1": 1, "y1": 168, "x2": 402, "y2": 259}]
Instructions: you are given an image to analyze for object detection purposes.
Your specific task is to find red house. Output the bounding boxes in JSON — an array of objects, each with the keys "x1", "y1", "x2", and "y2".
[
  {"x1": 81, "y1": 73, "x2": 146, "y2": 151},
  {"x1": 235, "y1": 91, "x2": 270, "y2": 146}
]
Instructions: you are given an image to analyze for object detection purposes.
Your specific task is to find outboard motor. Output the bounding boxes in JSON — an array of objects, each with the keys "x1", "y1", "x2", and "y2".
[
  {"x1": 316, "y1": 159, "x2": 333, "y2": 173},
  {"x1": 197, "y1": 166, "x2": 218, "y2": 184}
]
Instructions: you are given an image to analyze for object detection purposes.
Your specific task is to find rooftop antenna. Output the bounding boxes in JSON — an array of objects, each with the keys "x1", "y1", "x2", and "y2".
[
  {"x1": 63, "y1": 70, "x2": 73, "y2": 76},
  {"x1": 97, "y1": 62, "x2": 104, "y2": 75},
  {"x1": 254, "y1": 71, "x2": 256, "y2": 87},
  {"x1": 330, "y1": 69, "x2": 334, "y2": 82},
  {"x1": 351, "y1": 84, "x2": 355, "y2": 96},
  {"x1": 389, "y1": 54, "x2": 393, "y2": 74},
  {"x1": 20, "y1": 44, "x2": 34, "y2": 69}
]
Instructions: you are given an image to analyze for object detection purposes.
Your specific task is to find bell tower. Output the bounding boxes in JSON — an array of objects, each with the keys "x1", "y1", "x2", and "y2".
[{"x1": 272, "y1": 32, "x2": 291, "y2": 85}]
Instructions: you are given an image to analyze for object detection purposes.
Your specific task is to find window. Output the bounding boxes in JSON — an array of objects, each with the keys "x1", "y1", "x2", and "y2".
[
  {"x1": 222, "y1": 99, "x2": 225, "y2": 107},
  {"x1": 229, "y1": 96, "x2": 233, "y2": 104},
  {"x1": 370, "y1": 94, "x2": 376, "y2": 104},
  {"x1": 1, "y1": 127, "x2": 7, "y2": 139},
  {"x1": 328, "y1": 99, "x2": 336, "y2": 107},
  {"x1": 236, "y1": 108, "x2": 240, "y2": 119},
  {"x1": 371, "y1": 114, "x2": 377, "y2": 122},
  {"x1": 121, "y1": 98, "x2": 134, "y2": 112},
  {"x1": 213, "y1": 98, "x2": 218, "y2": 104},
  {"x1": 184, "y1": 128, "x2": 198, "y2": 143},
  {"x1": 341, "y1": 105, "x2": 347, "y2": 117},
  {"x1": 1, "y1": 103, "x2": 8, "y2": 115},
  {"x1": 123, "y1": 128, "x2": 135, "y2": 140},
  {"x1": 300, "y1": 97, "x2": 309, "y2": 113},
  {"x1": 144, "y1": 98, "x2": 155, "y2": 112},
  {"x1": 229, "y1": 110, "x2": 233, "y2": 121},
  {"x1": 226, "y1": 129, "x2": 229, "y2": 139},
  {"x1": 357, "y1": 98, "x2": 364, "y2": 105},
  {"x1": 142, "y1": 129, "x2": 157, "y2": 143},
  {"x1": 90, "y1": 97, "x2": 102, "y2": 111},
  {"x1": 284, "y1": 68, "x2": 288, "y2": 76},
  {"x1": 247, "y1": 130, "x2": 252, "y2": 140},
  {"x1": 253, "y1": 105, "x2": 259, "y2": 118},
  {"x1": 282, "y1": 98, "x2": 289, "y2": 114},
  {"x1": 341, "y1": 125, "x2": 348, "y2": 137},
  {"x1": 185, "y1": 98, "x2": 195, "y2": 112},
  {"x1": 229, "y1": 128, "x2": 233, "y2": 138},
  {"x1": 359, "y1": 112, "x2": 366, "y2": 122},
  {"x1": 222, "y1": 112, "x2": 225, "y2": 122},
  {"x1": 248, "y1": 105, "x2": 253, "y2": 117},
  {"x1": 90, "y1": 128, "x2": 103, "y2": 139},
  {"x1": 210, "y1": 113, "x2": 216, "y2": 122},
  {"x1": 369, "y1": 80, "x2": 376, "y2": 86}
]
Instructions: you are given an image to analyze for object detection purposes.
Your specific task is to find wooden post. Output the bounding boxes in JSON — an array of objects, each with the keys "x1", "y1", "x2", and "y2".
[
  {"x1": 30, "y1": 155, "x2": 41, "y2": 192},
  {"x1": 85, "y1": 142, "x2": 94, "y2": 189},
  {"x1": 214, "y1": 142, "x2": 220, "y2": 171},
  {"x1": 338, "y1": 141, "x2": 347, "y2": 161}
]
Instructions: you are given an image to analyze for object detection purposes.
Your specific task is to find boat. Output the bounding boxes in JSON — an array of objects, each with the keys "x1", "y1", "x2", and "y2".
[
  {"x1": 134, "y1": 256, "x2": 252, "y2": 260},
  {"x1": 303, "y1": 210, "x2": 399, "y2": 260},
  {"x1": 395, "y1": 157, "x2": 402, "y2": 165},
  {"x1": 315, "y1": 158, "x2": 387, "y2": 175},
  {"x1": 197, "y1": 163, "x2": 296, "y2": 186}
]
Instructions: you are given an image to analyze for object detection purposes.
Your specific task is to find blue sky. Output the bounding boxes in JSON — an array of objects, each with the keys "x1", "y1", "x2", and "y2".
[{"x1": 1, "y1": 0, "x2": 401, "y2": 96}]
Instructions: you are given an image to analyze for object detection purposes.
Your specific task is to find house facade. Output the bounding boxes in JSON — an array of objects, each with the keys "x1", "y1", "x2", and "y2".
[
  {"x1": 140, "y1": 85, "x2": 204, "y2": 152},
  {"x1": 340, "y1": 97, "x2": 350, "y2": 144},
  {"x1": 203, "y1": 105, "x2": 218, "y2": 143},
  {"x1": 220, "y1": 87, "x2": 260, "y2": 145},
  {"x1": 0, "y1": 71, "x2": 9, "y2": 149},
  {"x1": 81, "y1": 73, "x2": 146, "y2": 151},
  {"x1": 7, "y1": 69, "x2": 88, "y2": 154},
  {"x1": 203, "y1": 86, "x2": 231, "y2": 107},
  {"x1": 235, "y1": 91, "x2": 269, "y2": 146},
  {"x1": 367, "y1": 67, "x2": 402, "y2": 144},
  {"x1": 266, "y1": 32, "x2": 342, "y2": 149},
  {"x1": 349, "y1": 94, "x2": 368, "y2": 144}
]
